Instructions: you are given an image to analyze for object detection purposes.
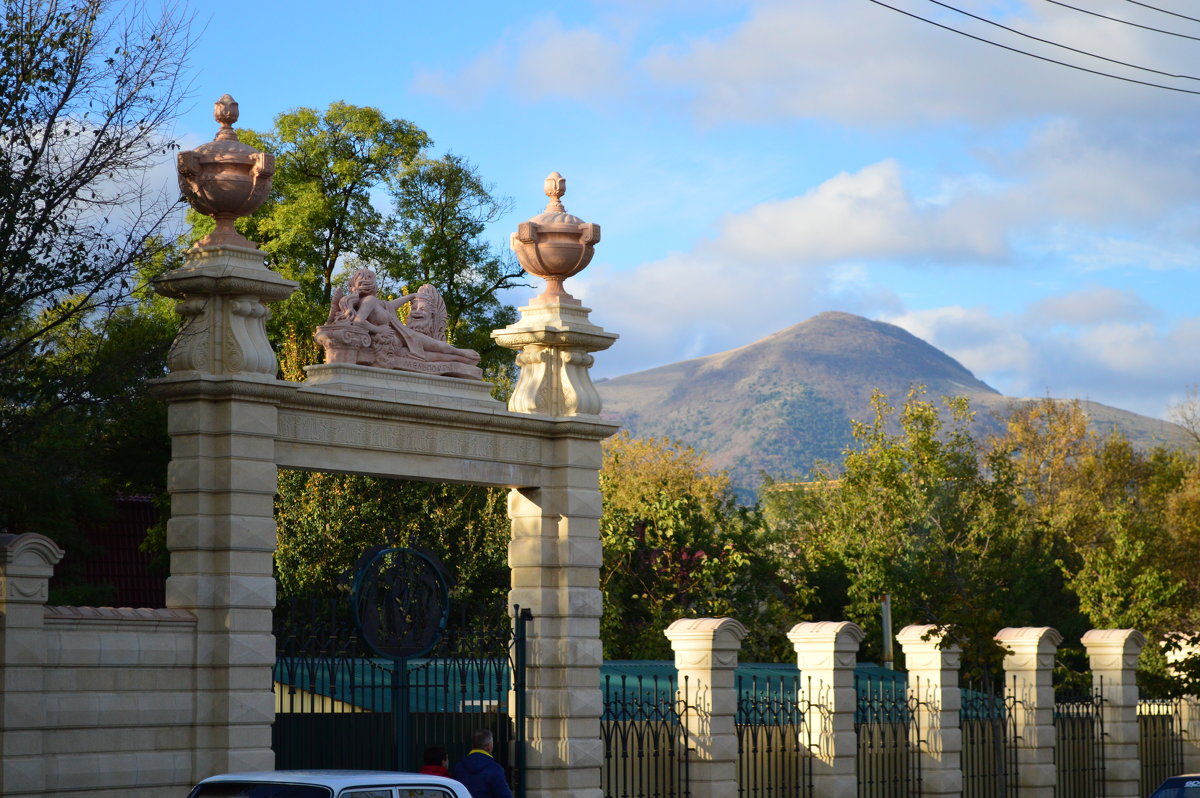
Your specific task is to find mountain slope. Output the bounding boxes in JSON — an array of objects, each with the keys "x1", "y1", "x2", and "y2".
[{"x1": 596, "y1": 311, "x2": 1189, "y2": 488}]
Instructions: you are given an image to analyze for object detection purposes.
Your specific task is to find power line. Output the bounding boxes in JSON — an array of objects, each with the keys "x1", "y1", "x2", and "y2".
[
  {"x1": 928, "y1": 0, "x2": 1200, "y2": 81},
  {"x1": 862, "y1": 0, "x2": 1200, "y2": 96},
  {"x1": 1043, "y1": 0, "x2": 1200, "y2": 41},
  {"x1": 1122, "y1": 0, "x2": 1200, "y2": 26}
]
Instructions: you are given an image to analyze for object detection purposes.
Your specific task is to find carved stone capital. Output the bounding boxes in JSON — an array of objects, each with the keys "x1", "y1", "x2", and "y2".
[
  {"x1": 153, "y1": 246, "x2": 297, "y2": 378},
  {"x1": 1082, "y1": 628, "x2": 1145, "y2": 671},
  {"x1": 492, "y1": 302, "x2": 617, "y2": 418},
  {"x1": 0, "y1": 533, "x2": 64, "y2": 606},
  {"x1": 665, "y1": 617, "x2": 748, "y2": 662}
]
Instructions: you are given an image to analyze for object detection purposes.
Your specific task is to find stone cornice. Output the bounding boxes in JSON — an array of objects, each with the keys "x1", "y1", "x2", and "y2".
[
  {"x1": 148, "y1": 373, "x2": 620, "y2": 442},
  {"x1": 44, "y1": 605, "x2": 197, "y2": 624}
]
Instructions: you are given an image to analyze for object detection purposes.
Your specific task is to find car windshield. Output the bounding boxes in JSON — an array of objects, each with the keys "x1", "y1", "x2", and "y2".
[
  {"x1": 1153, "y1": 780, "x2": 1200, "y2": 798},
  {"x1": 189, "y1": 783, "x2": 333, "y2": 798}
]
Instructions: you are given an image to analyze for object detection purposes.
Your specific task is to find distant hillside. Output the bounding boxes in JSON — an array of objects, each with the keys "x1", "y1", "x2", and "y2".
[{"x1": 596, "y1": 311, "x2": 1190, "y2": 489}]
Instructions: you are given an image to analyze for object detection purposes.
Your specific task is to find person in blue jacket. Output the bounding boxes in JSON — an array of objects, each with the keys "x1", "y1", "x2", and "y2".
[{"x1": 451, "y1": 729, "x2": 513, "y2": 798}]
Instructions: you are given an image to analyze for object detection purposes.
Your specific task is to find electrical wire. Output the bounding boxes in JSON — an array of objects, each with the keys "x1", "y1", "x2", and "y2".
[
  {"x1": 1122, "y1": 0, "x2": 1200, "y2": 26},
  {"x1": 1043, "y1": 0, "x2": 1200, "y2": 41},
  {"x1": 928, "y1": 0, "x2": 1200, "y2": 81},
  {"x1": 863, "y1": 0, "x2": 1200, "y2": 96}
]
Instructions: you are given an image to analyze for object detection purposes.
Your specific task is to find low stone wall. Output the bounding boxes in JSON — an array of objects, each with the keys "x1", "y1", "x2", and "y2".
[{"x1": 1, "y1": 534, "x2": 199, "y2": 798}]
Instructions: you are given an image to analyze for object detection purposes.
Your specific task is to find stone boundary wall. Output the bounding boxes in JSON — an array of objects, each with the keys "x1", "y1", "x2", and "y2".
[{"x1": 1, "y1": 535, "x2": 200, "y2": 797}]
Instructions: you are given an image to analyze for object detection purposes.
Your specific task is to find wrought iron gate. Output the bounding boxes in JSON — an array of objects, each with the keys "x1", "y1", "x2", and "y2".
[
  {"x1": 601, "y1": 668, "x2": 691, "y2": 798},
  {"x1": 272, "y1": 595, "x2": 529, "y2": 793},
  {"x1": 736, "y1": 671, "x2": 815, "y2": 798},
  {"x1": 855, "y1": 671, "x2": 922, "y2": 798},
  {"x1": 1054, "y1": 685, "x2": 1105, "y2": 798}
]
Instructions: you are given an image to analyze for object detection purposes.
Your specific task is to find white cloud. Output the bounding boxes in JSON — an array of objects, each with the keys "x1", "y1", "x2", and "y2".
[
  {"x1": 883, "y1": 297, "x2": 1200, "y2": 418},
  {"x1": 883, "y1": 305, "x2": 1034, "y2": 385},
  {"x1": 1026, "y1": 286, "x2": 1157, "y2": 328},
  {"x1": 713, "y1": 159, "x2": 1015, "y2": 263},
  {"x1": 640, "y1": 0, "x2": 1200, "y2": 127},
  {"x1": 411, "y1": 17, "x2": 627, "y2": 106}
]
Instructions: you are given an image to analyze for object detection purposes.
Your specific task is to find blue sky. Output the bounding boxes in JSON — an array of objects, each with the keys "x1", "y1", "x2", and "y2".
[{"x1": 172, "y1": 0, "x2": 1200, "y2": 419}]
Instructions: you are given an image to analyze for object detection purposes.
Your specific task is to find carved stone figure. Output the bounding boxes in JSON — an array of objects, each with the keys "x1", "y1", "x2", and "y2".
[{"x1": 314, "y1": 268, "x2": 483, "y2": 380}]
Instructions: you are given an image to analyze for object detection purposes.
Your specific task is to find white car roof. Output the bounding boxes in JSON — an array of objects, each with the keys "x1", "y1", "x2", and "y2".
[{"x1": 197, "y1": 770, "x2": 469, "y2": 796}]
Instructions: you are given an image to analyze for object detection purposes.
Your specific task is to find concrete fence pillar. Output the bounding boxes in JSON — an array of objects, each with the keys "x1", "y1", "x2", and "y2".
[
  {"x1": 788, "y1": 621, "x2": 865, "y2": 798},
  {"x1": 995, "y1": 626, "x2": 1062, "y2": 798},
  {"x1": 897, "y1": 625, "x2": 962, "y2": 797},
  {"x1": 664, "y1": 617, "x2": 747, "y2": 798},
  {"x1": 0, "y1": 533, "x2": 64, "y2": 796},
  {"x1": 1082, "y1": 628, "x2": 1145, "y2": 798}
]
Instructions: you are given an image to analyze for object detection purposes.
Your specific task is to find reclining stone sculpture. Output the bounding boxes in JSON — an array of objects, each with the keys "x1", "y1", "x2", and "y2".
[{"x1": 314, "y1": 267, "x2": 483, "y2": 380}]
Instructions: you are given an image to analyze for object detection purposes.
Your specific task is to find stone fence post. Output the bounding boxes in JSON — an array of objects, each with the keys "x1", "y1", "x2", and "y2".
[
  {"x1": 789, "y1": 621, "x2": 865, "y2": 798},
  {"x1": 995, "y1": 627, "x2": 1062, "y2": 798},
  {"x1": 897, "y1": 625, "x2": 962, "y2": 797},
  {"x1": 1082, "y1": 629, "x2": 1145, "y2": 798},
  {"x1": 664, "y1": 617, "x2": 746, "y2": 798},
  {"x1": 0, "y1": 533, "x2": 64, "y2": 796}
]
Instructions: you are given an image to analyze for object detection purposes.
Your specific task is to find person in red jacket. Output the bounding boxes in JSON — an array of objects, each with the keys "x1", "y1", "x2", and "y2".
[
  {"x1": 451, "y1": 730, "x2": 513, "y2": 798},
  {"x1": 418, "y1": 746, "x2": 451, "y2": 778}
]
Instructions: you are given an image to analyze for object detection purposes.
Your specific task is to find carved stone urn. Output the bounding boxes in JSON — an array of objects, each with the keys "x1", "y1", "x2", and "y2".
[
  {"x1": 177, "y1": 94, "x2": 274, "y2": 249},
  {"x1": 510, "y1": 172, "x2": 600, "y2": 306}
]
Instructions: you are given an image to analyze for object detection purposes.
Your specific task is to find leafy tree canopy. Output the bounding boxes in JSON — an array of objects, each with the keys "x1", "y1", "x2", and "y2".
[
  {"x1": 0, "y1": 0, "x2": 192, "y2": 560},
  {"x1": 600, "y1": 431, "x2": 801, "y2": 661}
]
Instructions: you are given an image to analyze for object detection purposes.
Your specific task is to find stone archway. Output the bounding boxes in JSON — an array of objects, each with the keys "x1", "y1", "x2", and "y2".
[{"x1": 153, "y1": 100, "x2": 617, "y2": 798}]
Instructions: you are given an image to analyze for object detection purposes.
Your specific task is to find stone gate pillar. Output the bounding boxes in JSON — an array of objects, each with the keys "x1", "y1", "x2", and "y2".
[
  {"x1": 788, "y1": 621, "x2": 866, "y2": 798},
  {"x1": 494, "y1": 173, "x2": 618, "y2": 798},
  {"x1": 151, "y1": 96, "x2": 297, "y2": 779},
  {"x1": 0, "y1": 534, "x2": 64, "y2": 796},
  {"x1": 897, "y1": 625, "x2": 962, "y2": 797},
  {"x1": 665, "y1": 617, "x2": 747, "y2": 798},
  {"x1": 995, "y1": 627, "x2": 1062, "y2": 798},
  {"x1": 1082, "y1": 629, "x2": 1145, "y2": 798}
]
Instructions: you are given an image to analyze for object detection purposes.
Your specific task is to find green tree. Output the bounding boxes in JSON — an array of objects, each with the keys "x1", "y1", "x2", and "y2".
[
  {"x1": 599, "y1": 432, "x2": 799, "y2": 660},
  {"x1": 790, "y1": 389, "x2": 1062, "y2": 679},
  {"x1": 0, "y1": 0, "x2": 192, "y2": 556},
  {"x1": 383, "y1": 153, "x2": 525, "y2": 381},
  {"x1": 995, "y1": 399, "x2": 1199, "y2": 655},
  {"x1": 273, "y1": 472, "x2": 510, "y2": 612}
]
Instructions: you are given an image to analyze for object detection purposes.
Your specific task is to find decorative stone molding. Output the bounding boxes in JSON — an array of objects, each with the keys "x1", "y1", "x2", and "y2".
[
  {"x1": 1083, "y1": 629, "x2": 1145, "y2": 798},
  {"x1": 665, "y1": 618, "x2": 747, "y2": 798},
  {"x1": 494, "y1": 175, "x2": 616, "y2": 417},
  {"x1": 0, "y1": 533, "x2": 64, "y2": 606},
  {"x1": 154, "y1": 247, "x2": 297, "y2": 378},
  {"x1": 789, "y1": 621, "x2": 865, "y2": 798},
  {"x1": 897, "y1": 625, "x2": 962, "y2": 796},
  {"x1": 995, "y1": 627, "x2": 1062, "y2": 798}
]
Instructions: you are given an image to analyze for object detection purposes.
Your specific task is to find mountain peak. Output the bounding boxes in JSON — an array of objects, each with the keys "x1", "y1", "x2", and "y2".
[{"x1": 597, "y1": 312, "x2": 1182, "y2": 488}]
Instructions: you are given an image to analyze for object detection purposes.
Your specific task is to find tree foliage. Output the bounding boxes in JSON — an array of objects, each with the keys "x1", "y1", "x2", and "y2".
[
  {"x1": 189, "y1": 104, "x2": 524, "y2": 384},
  {"x1": 780, "y1": 389, "x2": 1062, "y2": 678},
  {"x1": 274, "y1": 472, "x2": 510, "y2": 612},
  {"x1": 0, "y1": 0, "x2": 191, "y2": 556},
  {"x1": 600, "y1": 431, "x2": 800, "y2": 661}
]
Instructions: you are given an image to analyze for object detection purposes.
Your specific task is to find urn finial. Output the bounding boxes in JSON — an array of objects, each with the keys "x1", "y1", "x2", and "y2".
[
  {"x1": 177, "y1": 95, "x2": 274, "y2": 250},
  {"x1": 510, "y1": 172, "x2": 600, "y2": 306},
  {"x1": 213, "y1": 93, "x2": 239, "y2": 140},
  {"x1": 544, "y1": 171, "x2": 566, "y2": 213}
]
